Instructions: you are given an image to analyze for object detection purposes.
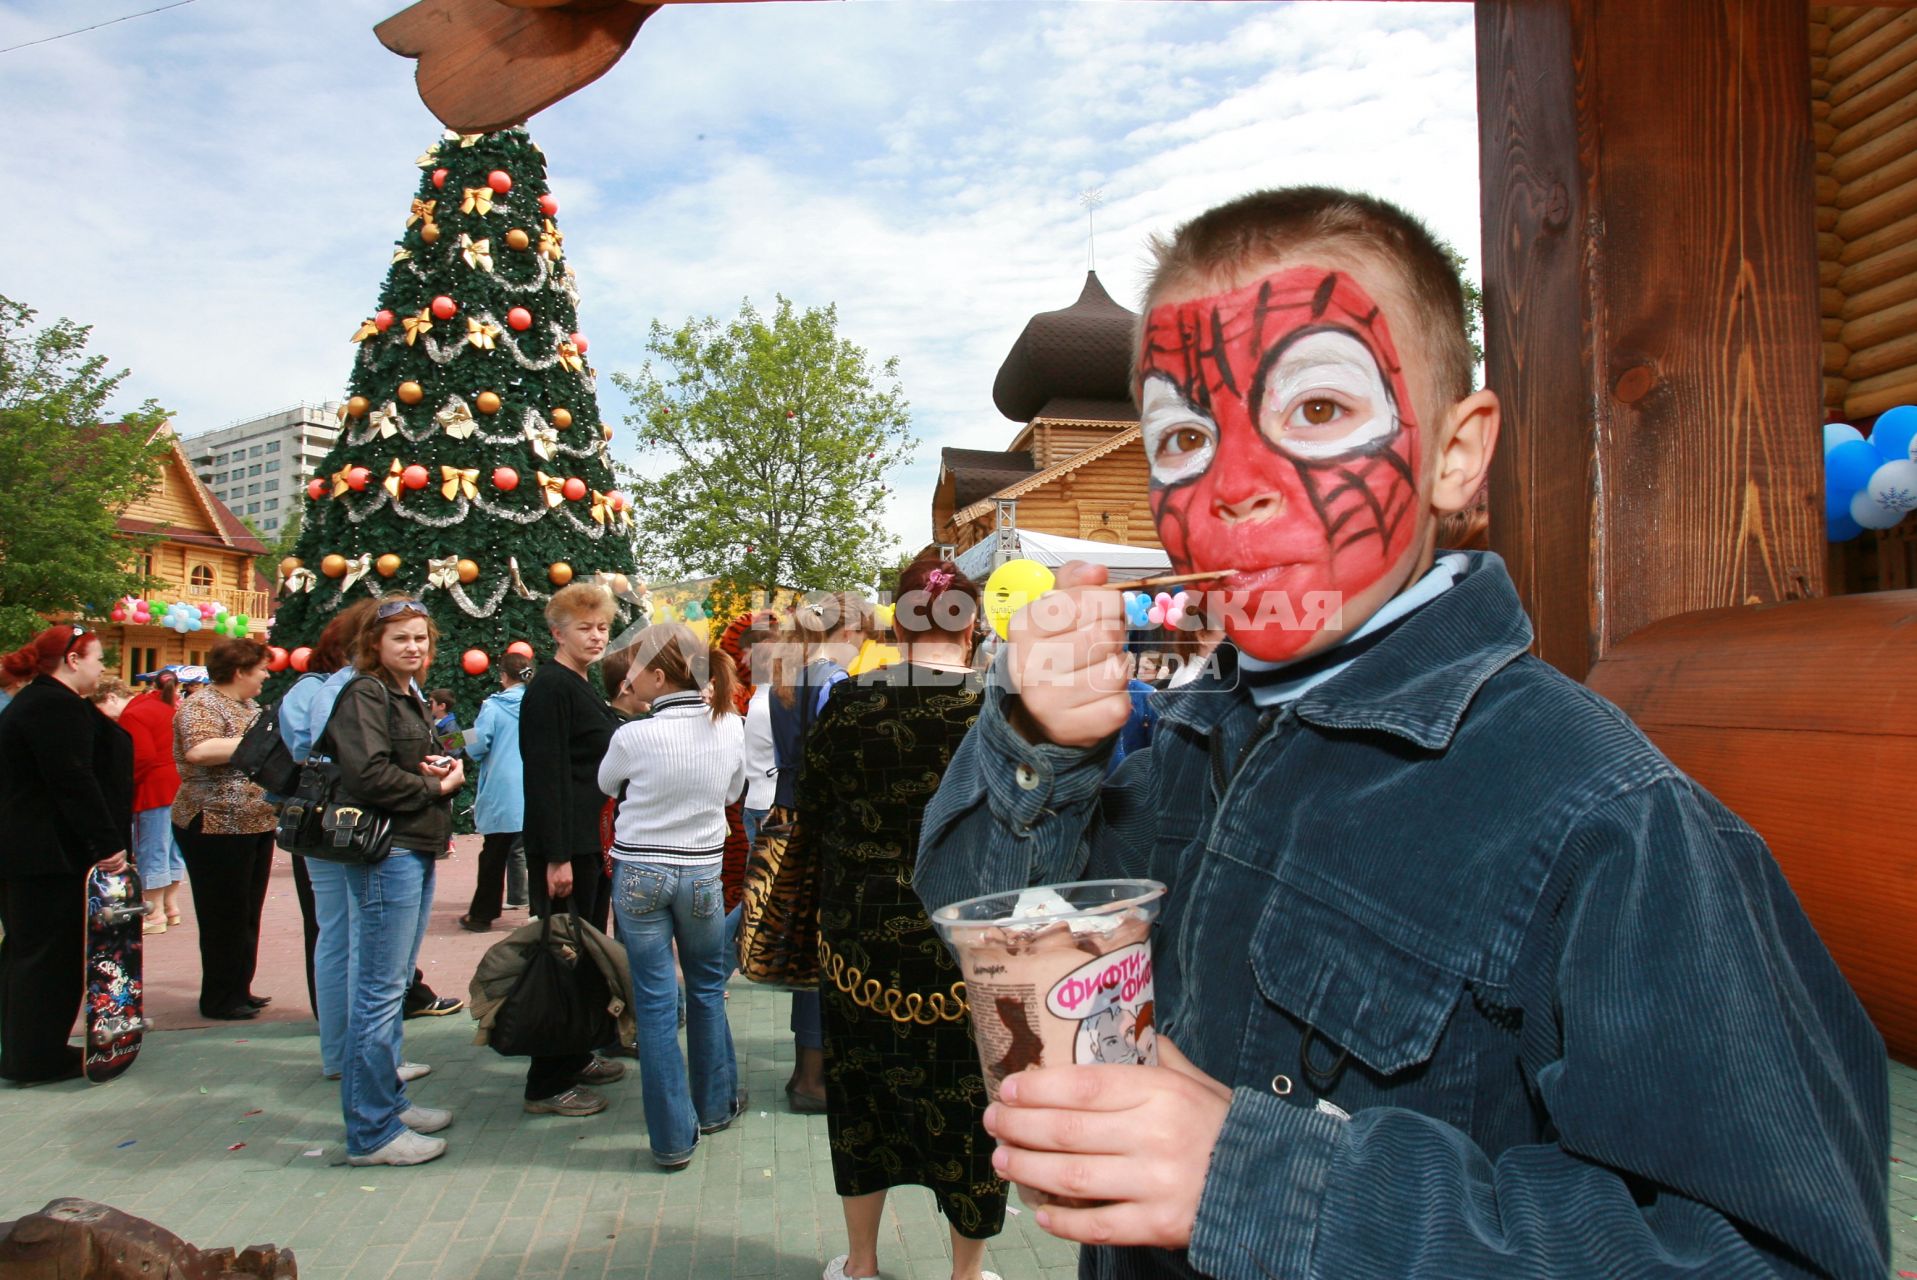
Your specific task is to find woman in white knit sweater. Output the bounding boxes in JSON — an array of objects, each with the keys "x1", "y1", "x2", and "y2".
[{"x1": 596, "y1": 622, "x2": 746, "y2": 1170}]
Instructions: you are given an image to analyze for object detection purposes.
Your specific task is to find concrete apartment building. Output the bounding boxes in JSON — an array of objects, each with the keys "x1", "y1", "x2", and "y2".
[{"x1": 183, "y1": 402, "x2": 341, "y2": 535}]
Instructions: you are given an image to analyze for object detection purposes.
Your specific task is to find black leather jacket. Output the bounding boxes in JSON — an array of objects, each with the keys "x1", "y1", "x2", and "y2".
[{"x1": 324, "y1": 673, "x2": 452, "y2": 853}]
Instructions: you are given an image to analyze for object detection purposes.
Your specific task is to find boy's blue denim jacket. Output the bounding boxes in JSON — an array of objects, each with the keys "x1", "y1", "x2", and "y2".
[{"x1": 916, "y1": 552, "x2": 1887, "y2": 1279}]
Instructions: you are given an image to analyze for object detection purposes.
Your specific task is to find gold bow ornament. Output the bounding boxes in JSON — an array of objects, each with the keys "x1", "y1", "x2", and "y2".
[
  {"x1": 440, "y1": 466, "x2": 479, "y2": 501},
  {"x1": 534, "y1": 470, "x2": 566, "y2": 509},
  {"x1": 365, "y1": 406, "x2": 401, "y2": 440},
  {"x1": 282, "y1": 567, "x2": 318, "y2": 595},
  {"x1": 556, "y1": 340, "x2": 584, "y2": 374},
  {"x1": 458, "y1": 133, "x2": 483, "y2": 148},
  {"x1": 391, "y1": 247, "x2": 412, "y2": 265},
  {"x1": 435, "y1": 400, "x2": 477, "y2": 440},
  {"x1": 465, "y1": 317, "x2": 500, "y2": 351},
  {"x1": 351, "y1": 317, "x2": 381, "y2": 344},
  {"x1": 459, "y1": 234, "x2": 493, "y2": 273},
  {"x1": 426, "y1": 555, "x2": 462, "y2": 590},
  {"x1": 415, "y1": 145, "x2": 440, "y2": 169},
  {"x1": 525, "y1": 420, "x2": 558, "y2": 461},
  {"x1": 539, "y1": 218, "x2": 564, "y2": 262},
  {"x1": 329, "y1": 464, "x2": 357, "y2": 499},
  {"x1": 589, "y1": 491, "x2": 609, "y2": 526},
  {"x1": 340, "y1": 554, "x2": 373, "y2": 593},
  {"x1": 461, "y1": 186, "x2": 494, "y2": 216},
  {"x1": 382, "y1": 458, "x2": 406, "y2": 499},
  {"x1": 407, "y1": 197, "x2": 437, "y2": 228},
  {"x1": 402, "y1": 308, "x2": 433, "y2": 346}
]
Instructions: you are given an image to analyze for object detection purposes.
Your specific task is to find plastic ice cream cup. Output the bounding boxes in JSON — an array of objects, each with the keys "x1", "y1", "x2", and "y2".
[{"x1": 931, "y1": 879, "x2": 1167, "y2": 1102}]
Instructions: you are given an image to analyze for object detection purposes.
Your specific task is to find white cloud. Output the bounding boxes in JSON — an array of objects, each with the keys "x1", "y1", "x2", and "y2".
[{"x1": 0, "y1": 0, "x2": 1478, "y2": 564}]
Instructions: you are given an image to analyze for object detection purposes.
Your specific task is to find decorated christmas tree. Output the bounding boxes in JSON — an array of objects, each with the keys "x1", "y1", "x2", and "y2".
[{"x1": 269, "y1": 127, "x2": 637, "y2": 719}]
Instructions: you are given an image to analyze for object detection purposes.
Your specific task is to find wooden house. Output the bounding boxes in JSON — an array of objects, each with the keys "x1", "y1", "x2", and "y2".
[
  {"x1": 932, "y1": 272, "x2": 1158, "y2": 557},
  {"x1": 109, "y1": 423, "x2": 274, "y2": 679}
]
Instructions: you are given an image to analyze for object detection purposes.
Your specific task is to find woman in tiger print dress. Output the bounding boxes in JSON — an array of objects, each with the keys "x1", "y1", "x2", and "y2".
[{"x1": 798, "y1": 554, "x2": 1007, "y2": 1280}]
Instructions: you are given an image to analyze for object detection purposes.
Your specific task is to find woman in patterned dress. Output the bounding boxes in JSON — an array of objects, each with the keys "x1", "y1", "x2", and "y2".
[{"x1": 801, "y1": 555, "x2": 1006, "y2": 1280}]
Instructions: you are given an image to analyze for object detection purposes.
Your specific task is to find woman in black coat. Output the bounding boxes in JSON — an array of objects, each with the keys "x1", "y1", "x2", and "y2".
[{"x1": 0, "y1": 623, "x2": 134, "y2": 1084}]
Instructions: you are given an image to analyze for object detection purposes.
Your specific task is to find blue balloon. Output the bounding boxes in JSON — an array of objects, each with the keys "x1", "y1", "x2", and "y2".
[
  {"x1": 1824, "y1": 422, "x2": 1864, "y2": 453},
  {"x1": 1123, "y1": 591, "x2": 1153, "y2": 628},
  {"x1": 1825, "y1": 481, "x2": 1853, "y2": 523},
  {"x1": 1827, "y1": 512, "x2": 1863, "y2": 542},
  {"x1": 188, "y1": 616, "x2": 202, "y2": 631},
  {"x1": 1827, "y1": 439, "x2": 1881, "y2": 495},
  {"x1": 1869, "y1": 404, "x2": 1917, "y2": 465}
]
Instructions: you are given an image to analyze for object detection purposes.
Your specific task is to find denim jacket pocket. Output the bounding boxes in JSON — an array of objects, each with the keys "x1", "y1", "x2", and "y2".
[{"x1": 1244, "y1": 889, "x2": 1466, "y2": 1100}]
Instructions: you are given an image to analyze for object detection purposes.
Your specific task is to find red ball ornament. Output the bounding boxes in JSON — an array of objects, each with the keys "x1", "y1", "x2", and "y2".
[
  {"x1": 306, "y1": 478, "x2": 327, "y2": 500},
  {"x1": 375, "y1": 309, "x2": 395, "y2": 332},
  {"x1": 607, "y1": 491, "x2": 627, "y2": 513},
  {"x1": 506, "y1": 640, "x2": 535, "y2": 660},
  {"x1": 492, "y1": 466, "x2": 520, "y2": 492},
  {"x1": 289, "y1": 646, "x2": 313, "y2": 673},
  {"x1": 538, "y1": 193, "x2": 558, "y2": 217},
  {"x1": 786, "y1": 410, "x2": 796, "y2": 419},
  {"x1": 488, "y1": 170, "x2": 513, "y2": 194},
  {"x1": 266, "y1": 646, "x2": 290, "y2": 673},
  {"x1": 570, "y1": 331, "x2": 588, "y2": 353},
  {"x1": 562, "y1": 477, "x2": 587, "y2": 501},
  {"x1": 431, "y1": 295, "x2": 457, "y2": 320},
  {"x1": 402, "y1": 464, "x2": 430, "y2": 491},
  {"x1": 461, "y1": 648, "x2": 490, "y2": 675},
  {"x1": 431, "y1": 168, "x2": 448, "y2": 189},
  {"x1": 346, "y1": 466, "x2": 371, "y2": 492},
  {"x1": 507, "y1": 306, "x2": 532, "y2": 331}
]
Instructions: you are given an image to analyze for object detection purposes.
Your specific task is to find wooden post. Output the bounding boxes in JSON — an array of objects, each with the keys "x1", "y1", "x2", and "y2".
[{"x1": 1476, "y1": 0, "x2": 1826, "y2": 680}]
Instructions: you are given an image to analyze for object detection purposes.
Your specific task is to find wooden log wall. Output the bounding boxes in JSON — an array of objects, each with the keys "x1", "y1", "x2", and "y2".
[
  {"x1": 1814, "y1": 6, "x2": 1917, "y2": 420},
  {"x1": 1476, "y1": 0, "x2": 1826, "y2": 681}
]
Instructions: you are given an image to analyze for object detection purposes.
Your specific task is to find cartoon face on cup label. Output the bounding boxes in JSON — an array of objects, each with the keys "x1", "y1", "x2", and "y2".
[{"x1": 1046, "y1": 942, "x2": 1158, "y2": 1066}]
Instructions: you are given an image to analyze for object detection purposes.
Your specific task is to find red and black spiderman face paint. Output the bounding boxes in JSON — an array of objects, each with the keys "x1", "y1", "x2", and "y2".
[{"x1": 1139, "y1": 264, "x2": 1423, "y2": 661}]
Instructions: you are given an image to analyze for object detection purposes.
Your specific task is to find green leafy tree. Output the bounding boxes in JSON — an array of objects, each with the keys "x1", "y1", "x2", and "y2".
[
  {"x1": 245, "y1": 508, "x2": 302, "y2": 587},
  {"x1": 614, "y1": 297, "x2": 915, "y2": 599},
  {"x1": 267, "y1": 127, "x2": 637, "y2": 723},
  {"x1": 0, "y1": 295, "x2": 170, "y2": 647}
]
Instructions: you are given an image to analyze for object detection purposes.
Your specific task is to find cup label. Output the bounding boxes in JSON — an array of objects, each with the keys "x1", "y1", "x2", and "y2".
[{"x1": 1046, "y1": 942, "x2": 1158, "y2": 1066}]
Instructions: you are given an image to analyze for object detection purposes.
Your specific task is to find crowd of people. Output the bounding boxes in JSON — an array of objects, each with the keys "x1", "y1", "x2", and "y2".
[{"x1": 0, "y1": 182, "x2": 1894, "y2": 1279}]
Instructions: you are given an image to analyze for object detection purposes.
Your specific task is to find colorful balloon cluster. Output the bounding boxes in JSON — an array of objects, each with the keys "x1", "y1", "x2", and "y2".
[
  {"x1": 1124, "y1": 590, "x2": 1190, "y2": 630},
  {"x1": 1825, "y1": 404, "x2": 1917, "y2": 541},
  {"x1": 106, "y1": 597, "x2": 251, "y2": 635}
]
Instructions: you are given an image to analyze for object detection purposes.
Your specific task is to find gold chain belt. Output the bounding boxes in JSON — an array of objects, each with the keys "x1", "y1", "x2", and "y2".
[{"x1": 818, "y1": 936, "x2": 969, "y2": 1025}]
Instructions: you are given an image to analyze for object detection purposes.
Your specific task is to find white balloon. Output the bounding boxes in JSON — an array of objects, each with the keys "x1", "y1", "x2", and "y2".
[
  {"x1": 1850, "y1": 486, "x2": 1907, "y2": 530},
  {"x1": 1824, "y1": 422, "x2": 1864, "y2": 453},
  {"x1": 1866, "y1": 459, "x2": 1917, "y2": 511}
]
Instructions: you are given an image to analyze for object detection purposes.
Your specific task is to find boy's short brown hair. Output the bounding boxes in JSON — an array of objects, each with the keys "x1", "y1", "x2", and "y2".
[{"x1": 1140, "y1": 186, "x2": 1476, "y2": 414}]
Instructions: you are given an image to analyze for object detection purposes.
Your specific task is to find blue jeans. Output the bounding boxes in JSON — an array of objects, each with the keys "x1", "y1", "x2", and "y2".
[
  {"x1": 340, "y1": 850, "x2": 435, "y2": 1156},
  {"x1": 307, "y1": 859, "x2": 359, "y2": 1077},
  {"x1": 133, "y1": 808, "x2": 186, "y2": 890},
  {"x1": 611, "y1": 860, "x2": 736, "y2": 1162}
]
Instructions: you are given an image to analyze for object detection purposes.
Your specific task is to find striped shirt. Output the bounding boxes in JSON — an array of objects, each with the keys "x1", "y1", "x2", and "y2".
[{"x1": 597, "y1": 691, "x2": 745, "y2": 866}]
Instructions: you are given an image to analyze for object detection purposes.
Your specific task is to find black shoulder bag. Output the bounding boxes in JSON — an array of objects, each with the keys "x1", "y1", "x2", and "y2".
[
  {"x1": 231, "y1": 672, "x2": 320, "y2": 798},
  {"x1": 275, "y1": 675, "x2": 395, "y2": 865}
]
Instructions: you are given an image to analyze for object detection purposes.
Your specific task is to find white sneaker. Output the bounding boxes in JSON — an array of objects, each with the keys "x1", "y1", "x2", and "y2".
[
  {"x1": 397, "y1": 1061, "x2": 431, "y2": 1082},
  {"x1": 399, "y1": 1105, "x2": 452, "y2": 1134},
  {"x1": 346, "y1": 1130, "x2": 446, "y2": 1166},
  {"x1": 822, "y1": 1257, "x2": 880, "y2": 1280}
]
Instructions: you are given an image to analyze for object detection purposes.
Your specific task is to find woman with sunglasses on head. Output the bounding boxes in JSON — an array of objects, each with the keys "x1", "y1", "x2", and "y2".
[
  {"x1": 0, "y1": 623, "x2": 134, "y2": 1085},
  {"x1": 325, "y1": 597, "x2": 465, "y2": 1166}
]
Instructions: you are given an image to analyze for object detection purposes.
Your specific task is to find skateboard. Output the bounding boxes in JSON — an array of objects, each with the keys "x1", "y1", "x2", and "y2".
[{"x1": 83, "y1": 865, "x2": 148, "y2": 1083}]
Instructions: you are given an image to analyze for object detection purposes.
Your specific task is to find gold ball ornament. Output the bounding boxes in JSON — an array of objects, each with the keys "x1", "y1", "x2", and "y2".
[
  {"x1": 505, "y1": 227, "x2": 530, "y2": 251},
  {"x1": 397, "y1": 381, "x2": 424, "y2": 405},
  {"x1": 608, "y1": 573, "x2": 631, "y2": 597},
  {"x1": 279, "y1": 556, "x2": 302, "y2": 578},
  {"x1": 548, "y1": 561, "x2": 574, "y2": 587},
  {"x1": 376, "y1": 553, "x2": 402, "y2": 578},
  {"x1": 550, "y1": 407, "x2": 573, "y2": 429},
  {"x1": 346, "y1": 396, "x2": 370, "y2": 419},
  {"x1": 421, "y1": 222, "x2": 440, "y2": 245},
  {"x1": 601, "y1": 421, "x2": 614, "y2": 443},
  {"x1": 321, "y1": 554, "x2": 348, "y2": 579},
  {"x1": 476, "y1": 390, "x2": 502, "y2": 415},
  {"x1": 457, "y1": 558, "x2": 480, "y2": 584}
]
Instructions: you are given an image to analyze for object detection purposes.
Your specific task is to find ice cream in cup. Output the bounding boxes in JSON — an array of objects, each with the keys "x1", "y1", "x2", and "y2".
[{"x1": 931, "y1": 879, "x2": 1167, "y2": 1101}]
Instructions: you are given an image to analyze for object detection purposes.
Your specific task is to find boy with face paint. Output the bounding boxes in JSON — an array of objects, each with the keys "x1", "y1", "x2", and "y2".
[{"x1": 915, "y1": 188, "x2": 1886, "y2": 1279}]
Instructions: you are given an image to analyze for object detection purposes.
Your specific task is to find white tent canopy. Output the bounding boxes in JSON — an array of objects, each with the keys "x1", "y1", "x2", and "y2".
[{"x1": 955, "y1": 528, "x2": 1171, "y2": 582}]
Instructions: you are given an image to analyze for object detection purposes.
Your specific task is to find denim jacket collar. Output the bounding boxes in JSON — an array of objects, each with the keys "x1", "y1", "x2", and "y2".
[{"x1": 1157, "y1": 551, "x2": 1534, "y2": 749}]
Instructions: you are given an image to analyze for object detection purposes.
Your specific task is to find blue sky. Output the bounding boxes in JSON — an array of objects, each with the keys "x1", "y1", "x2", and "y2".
[{"x1": 0, "y1": 0, "x2": 1479, "y2": 558}]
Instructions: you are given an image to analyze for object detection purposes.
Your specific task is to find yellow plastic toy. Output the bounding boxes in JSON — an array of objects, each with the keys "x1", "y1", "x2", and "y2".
[{"x1": 982, "y1": 558, "x2": 1057, "y2": 639}]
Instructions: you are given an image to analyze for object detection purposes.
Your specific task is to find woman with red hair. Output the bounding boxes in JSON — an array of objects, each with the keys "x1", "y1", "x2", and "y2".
[{"x1": 0, "y1": 623, "x2": 135, "y2": 1084}]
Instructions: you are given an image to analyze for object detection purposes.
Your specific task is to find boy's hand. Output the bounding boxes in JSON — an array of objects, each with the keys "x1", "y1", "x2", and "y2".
[
  {"x1": 1005, "y1": 560, "x2": 1132, "y2": 748},
  {"x1": 983, "y1": 1036, "x2": 1231, "y2": 1248}
]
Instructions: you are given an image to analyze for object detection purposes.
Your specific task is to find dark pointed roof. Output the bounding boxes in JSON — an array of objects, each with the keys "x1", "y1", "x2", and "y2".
[
  {"x1": 940, "y1": 447, "x2": 1037, "y2": 509},
  {"x1": 992, "y1": 271, "x2": 1137, "y2": 423}
]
